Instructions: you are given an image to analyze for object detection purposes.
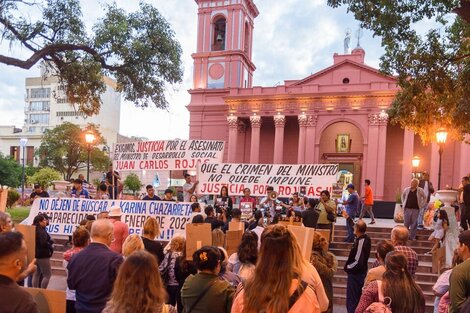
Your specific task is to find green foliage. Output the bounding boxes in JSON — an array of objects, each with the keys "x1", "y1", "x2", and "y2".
[
  {"x1": 7, "y1": 207, "x2": 31, "y2": 224},
  {"x1": 6, "y1": 189, "x2": 20, "y2": 208},
  {"x1": 0, "y1": 154, "x2": 22, "y2": 188},
  {"x1": 328, "y1": 0, "x2": 470, "y2": 143},
  {"x1": 36, "y1": 122, "x2": 110, "y2": 180},
  {"x1": 27, "y1": 167, "x2": 62, "y2": 189},
  {"x1": 123, "y1": 173, "x2": 143, "y2": 195},
  {"x1": 0, "y1": 0, "x2": 183, "y2": 114}
]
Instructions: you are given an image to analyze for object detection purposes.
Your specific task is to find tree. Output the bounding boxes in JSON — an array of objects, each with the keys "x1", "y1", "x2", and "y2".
[
  {"x1": 0, "y1": 0, "x2": 183, "y2": 115},
  {"x1": 328, "y1": 0, "x2": 470, "y2": 143},
  {"x1": 27, "y1": 167, "x2": 61, "y2": 189},
  {"x1": 123, "y1": 173, "x2": 143, "y2": 196},
  {"x1": 37, "y1": 122, "x2": 110, "y2": 180},
  {"x1": 0, "y1": 154, "x2": 22, "y2": 187}
]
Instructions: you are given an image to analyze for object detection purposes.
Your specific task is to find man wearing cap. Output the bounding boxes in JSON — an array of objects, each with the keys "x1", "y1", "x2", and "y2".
[
  {"x1": 163, "y1": 189, "x2": 176, "y2": 201},
  {"x1": 342, "y1": 184, "x2": 360, "y2": 243},
  {"x1": 142, "y1": 185, "x2": 161, "y2": 201},
  {"x1": 71, "y1": 179, "x2": 90, "y2": 199},
  {"x1": 449, "y1": 230, "x2": 470, "y2": 313},
  {"x1": 108, "y1": 207, "x2": 129, "y2": 254},
  {"x1": 183, "y1": 173, "x2": 199, "y2": 202},
  {"x1": 30, "y1": 184, "x2": 50, "y2": 200}
]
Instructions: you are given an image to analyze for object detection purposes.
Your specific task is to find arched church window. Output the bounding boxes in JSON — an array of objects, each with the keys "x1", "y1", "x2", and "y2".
[
  {"x1": 342, "y1": 78, "x2": 350, "y2": 84},
  {"x1": 212, "y1": 16, "x2": 226, "y2": 51}
]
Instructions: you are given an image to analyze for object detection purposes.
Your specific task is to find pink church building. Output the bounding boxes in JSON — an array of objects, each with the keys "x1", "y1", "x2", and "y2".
[{"x1": 187, "y1": 0, "x2": 469, "y2": 201}]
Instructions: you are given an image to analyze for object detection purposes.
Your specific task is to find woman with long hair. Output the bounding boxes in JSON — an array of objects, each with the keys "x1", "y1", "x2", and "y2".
[
  {"x1": 215, "y1": 185, "x2": 233, "y2": 219},
  {"x1": 142, "y1": 217, "x2": 164, "y2": 264},
  {"x1": 310, "y1": 232, "x2": 337, "y2": 313},
  {"x1": 160, "y1": 235, "x2": 185, "y2": 307},
  {"x1": 355, "y1": 251, "x2": 425, "y2": 313},
  {"x1": 232, "y1": 224, "x2": 320, "y2": 313},
  {"x1": 174, "y1": 238, "x2": 197, "y2": 313},
  {"x1": 103, "y1": 250, "x2": 175, "y2": 313},
  {"x1": 64, "y1": 226, "x2": 90, "y2": 313},
  {"x1": 227, "y1": 231, "x2": 258, "y2": 281},
  {"x1": 32, "y1": 214, "x2": 53, "y2": 289}
]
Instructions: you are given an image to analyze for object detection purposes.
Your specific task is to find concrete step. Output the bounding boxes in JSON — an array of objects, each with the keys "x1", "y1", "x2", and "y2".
[
  {"x1": 52, "y1": 265, "x2": 66, "y2": 276},
  {"x1": 333, "y1": 230, "x2": 432, "y2": 241},
  {"x1": 331, "y1": 247, "x2": 433, "y2": 263},
  {"x1": 336, "y1": 257, "x2": 435, "y2": 274},
  {"x1": 330, "y1": 241, "x2": 434, "y2": 254},
  {"x1": 332, "y1": 274, "x2": 435, "y2": 292},
  {"x1": 331, "y1": 239, "x2": 435, "y2": 249}
]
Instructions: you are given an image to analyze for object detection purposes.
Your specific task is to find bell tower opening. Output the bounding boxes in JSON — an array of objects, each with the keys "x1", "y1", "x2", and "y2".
[{"x1": 212, "y1": 16, "x2": 226, "y2": 51}]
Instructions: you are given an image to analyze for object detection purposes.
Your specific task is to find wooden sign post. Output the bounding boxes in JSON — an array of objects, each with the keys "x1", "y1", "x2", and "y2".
[
  {"x1": 287, "y1": 225, "x2": 315, "y2": 260},
  {"x1": 225, "y1": 230, "x2": 244, "y2": 256},
  {"x1": 25, "y1": 288, "x2": 66, "y2": 313},
  {"x1": 0, "y1": 187, "x2": 8, "y2": 212},
  {"x1": 15, "y1": 224, "x2": 36, "y2": 264}
]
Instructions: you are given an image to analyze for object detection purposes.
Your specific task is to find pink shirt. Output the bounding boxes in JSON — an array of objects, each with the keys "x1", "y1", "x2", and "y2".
[{"x1": 109, "y1": 219, "x2": 129, "y2": 254}]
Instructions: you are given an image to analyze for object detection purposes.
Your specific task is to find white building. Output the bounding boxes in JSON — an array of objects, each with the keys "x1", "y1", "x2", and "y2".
[{"x1": 0, "y1": 74, "x2": 121, "y2": 167}]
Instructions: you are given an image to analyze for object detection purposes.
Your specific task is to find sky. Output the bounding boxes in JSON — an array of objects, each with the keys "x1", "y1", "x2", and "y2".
[{"x1": 0, "y1": 0, "x2": 387, "y2": 140}]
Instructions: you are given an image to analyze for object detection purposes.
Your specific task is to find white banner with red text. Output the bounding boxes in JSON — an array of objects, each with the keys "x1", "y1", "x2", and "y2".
[
  {"x1": 197, "y1": 163, "x2": 340, "y2": 197},
  {"x1": 23, "y1": 198, "x2": 193, "y2": 240},
  {"x1": 111, "y1": 139, "x2": 225, "y2": 171}
]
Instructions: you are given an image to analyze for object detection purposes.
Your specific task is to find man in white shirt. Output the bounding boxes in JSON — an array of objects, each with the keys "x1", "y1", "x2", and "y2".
[
  {"x1": 418, "y1": 171, "x2": 435, "y2": 230},
  {"x1": 183, "y1": 173, "x2": 199, "y2": 202}
]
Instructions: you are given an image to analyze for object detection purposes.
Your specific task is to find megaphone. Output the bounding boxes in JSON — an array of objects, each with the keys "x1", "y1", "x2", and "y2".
[{"x1": 269, "y1": 191, "x2": 278, "y2": 201}]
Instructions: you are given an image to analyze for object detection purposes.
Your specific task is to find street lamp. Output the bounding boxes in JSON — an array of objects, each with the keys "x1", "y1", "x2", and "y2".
[
  {"x1": 436, "y1": 128, "x2": 448, "y2": 190},
  {"x1": 19, "y1": 138, "x2": 28, "y2": 205},
  {"x1": 84, "y1": 131, "x2": 96, "y2": 183},
  {"x1": 412, "y1": 156, "x2": 420, "y2": 178}
]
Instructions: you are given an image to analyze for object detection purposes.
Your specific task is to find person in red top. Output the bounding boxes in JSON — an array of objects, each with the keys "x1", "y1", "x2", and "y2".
[
  {"x1": 359, "y1": 179, "x2": 375, "y2": 224},
  {"x1": 108, "y1": 206, "x2": 129, "y2": 254},
  {"x1": 239, "y1": 188, "x2": 257, "y2": 214}
]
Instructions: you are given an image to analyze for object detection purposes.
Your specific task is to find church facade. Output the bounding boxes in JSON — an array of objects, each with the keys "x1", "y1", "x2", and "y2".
[{"x1": 187, "y1": 0, "x2": 469, "y2": 201}]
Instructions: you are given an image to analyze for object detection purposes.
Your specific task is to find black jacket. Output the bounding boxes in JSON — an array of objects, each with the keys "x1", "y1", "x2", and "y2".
[
  {"x1": 344, "y1": 233, "x2": 371, "y2": 275},
  {"x1": 35, "y1": 226, "x2": 53, "y2": 259},
  {"x1": 418, "y1": 179, "x2": 435, "y2": 202}
]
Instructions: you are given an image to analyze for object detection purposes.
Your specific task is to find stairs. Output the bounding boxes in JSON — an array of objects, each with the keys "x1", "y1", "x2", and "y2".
[
  {"x1": 331, "y1": 225, "x2": 437, "y2": 313},
  {"x1": 50, "y1": 236, "x2": 68, "y2": 276}
]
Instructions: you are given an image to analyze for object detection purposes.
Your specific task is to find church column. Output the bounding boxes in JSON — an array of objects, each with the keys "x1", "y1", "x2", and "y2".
[
  {"x1": 401, "y1": 129, "x2": 415, "y2": 189},
  {"x1": 430, "y1": 142, "x2": 439, "y2": 189},
  {"x1": 375, "y1": 112, "x2": 388, "y2": 200},
  {"x1": 226, "y1": 114, "x2": 238, "y2": 162},
  {"x1": 273, "y1": 113, "x2": 285, "y2": 163},
  {"x1": 249, "y1": 114, "x2": 262, "y2": 163},
  {"x1": 459, "y1": 135, "x2": 470, "y2": 179},
  {"x1": 366, "y1": 114, "x2": 380, "y2": 191},
  {"x1": 305, "y1": 115, "x2": 318, "y2": 163},
  {"x1": 297, "y1": 114, "x2": 308, "y2": 163}
]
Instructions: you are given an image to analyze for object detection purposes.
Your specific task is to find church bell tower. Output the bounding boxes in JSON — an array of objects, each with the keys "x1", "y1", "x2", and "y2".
[{"x1": 192, "y1": 0, "x2": 259, "y2": 89}]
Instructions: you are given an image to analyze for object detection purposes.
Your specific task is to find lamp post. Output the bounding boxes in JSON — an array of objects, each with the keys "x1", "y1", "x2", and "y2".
[
  {"x1": 412, "y1": 156, "x2": 420, "y2": 179},
  {"x1": 436, "y1": 128, "x2": 448, "y2": 190},
  {"x1": 84, "y1": 131, "x2": 96, "y2": 183},
  {"x1": 19, "y1": 138, "x2": 28, "y2": 205}
]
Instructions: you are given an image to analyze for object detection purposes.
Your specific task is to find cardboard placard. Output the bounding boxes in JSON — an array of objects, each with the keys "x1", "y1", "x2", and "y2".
[
  {"x1": 186, "y1": 223, "x2": 212, "y2": 260},
  {"x1": 0, "y1": 187, "x2": 8, "y2": 212},
  {"x1": 229, "y1": 221, "x2": 245, "y2": 232},
  {"x1": 25, "y1": 288, "x2": 66, "y2": 313},
  {"x1": 287, "y1": 225, "x2": 315, "y2": 260},
  {"x1": 225, "y1": 230, "x2": 244, "y2": 256},
  {"x1": 15, "y1": 224, "x2": 36, "y2": 264},
  {"x1": 432, "y1": 246, "x2": 446, "y2": 274}
]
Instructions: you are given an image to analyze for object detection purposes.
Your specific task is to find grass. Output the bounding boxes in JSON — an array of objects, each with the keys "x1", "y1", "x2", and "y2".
[{"x1": 6, "y1": 206, "x2": 31, "y2": 224}]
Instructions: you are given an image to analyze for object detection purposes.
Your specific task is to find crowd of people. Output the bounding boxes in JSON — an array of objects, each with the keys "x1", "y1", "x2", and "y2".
[{"x1": 1, "y1": 171, "x2": 470, "y2": 313}]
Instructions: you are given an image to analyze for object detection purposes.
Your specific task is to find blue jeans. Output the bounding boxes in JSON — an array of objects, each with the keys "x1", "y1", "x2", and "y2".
[
  {"x1": 346, "y1": 272, "x2": 366, "y2": 313},
  {"x1": 417, "y1": 204, "x2": 428, "y2": 227},
  {"x1": 345, "y1": 210, "x2": 356, "y2": 242}
]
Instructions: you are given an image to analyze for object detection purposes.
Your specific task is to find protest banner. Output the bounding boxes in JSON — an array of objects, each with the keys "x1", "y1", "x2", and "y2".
[
  {"x1": 185, "y1": 223, "x2": 212, "y2": 260},
  {"x1": 23, "y1": 198, "x2": 194, "y2": 240},
  {"x1": 197, "y1": 163, "x2": 339, "y2": 197},
  {"x1": 226, "y1": 230, "x2": 243, "y2": 256},
  {"x1": 112, "y1": 139, "x2": 225, "y2": 171},
  {"x1": 26, "y1": 288, "x2": 65, "y2": 313},
  {"x1": 15, "y1": 224, "x2": 36, "y2": 264},
  {"x1": 287, "y1": 225, "x2": 315, "y2": 260},
  {"x1": 239, "y1": 202, "x2": 253, "y2": 220}
]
